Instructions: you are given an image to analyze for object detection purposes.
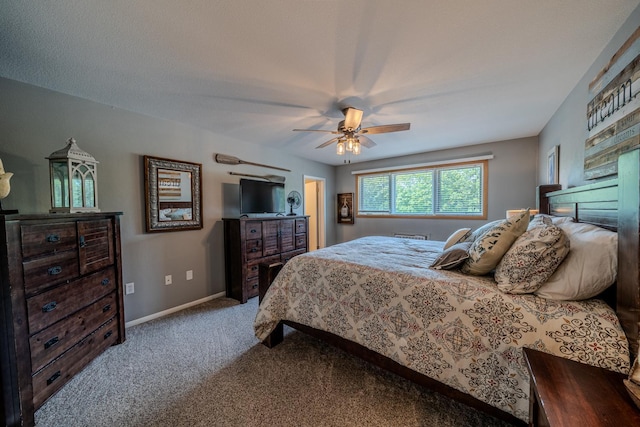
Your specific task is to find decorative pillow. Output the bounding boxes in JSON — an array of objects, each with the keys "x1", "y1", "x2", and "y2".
[
  {"x1": 534, "y1": 221, "x2": 617, "y2": 300},
  {"x1": 533, "y1": 213, "x2": 575, "y2": 227},
  {"x1": 430, "y1": 241, "x2": 472, "y2": 270},
  {"x1": 494, "y1": 216, "x2": 570, "y2": 294},
  {"x1": 443, "y1": 228, "x2": 472, "y2": 250},
  {"x1": 461, "y1": 209, "x2": 530, "y2": 275},
  {"x1": 464, "y1": 219, "x2": 503, "y2": 243}
]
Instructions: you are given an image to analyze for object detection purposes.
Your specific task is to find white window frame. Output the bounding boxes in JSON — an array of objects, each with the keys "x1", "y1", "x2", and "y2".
[{"x1": 355, "y1": 160, "x2": 488, "y2": 219}]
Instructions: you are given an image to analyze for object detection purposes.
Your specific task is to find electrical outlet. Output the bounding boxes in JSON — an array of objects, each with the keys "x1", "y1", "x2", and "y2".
[
  {"x1": 186, "y1": 270, "x2": 193, "y2": 280},
  {"x1": 125, "y1": 282, "x2": 135, "y2": 294},
  {"x1": 165, "y1": 275, "x2": 172, "y2": 285}
]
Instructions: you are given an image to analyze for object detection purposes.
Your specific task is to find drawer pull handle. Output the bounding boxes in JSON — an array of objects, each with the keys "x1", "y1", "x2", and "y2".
[
  {"x1": 44, "y1": 336, "x2": 60, "y2": 349},
  {"x1": 79, "y1": 236, "x2": 86, "y2": 248},
  {"x1": 47, "y1": 371, "x2": 61, "y2": 386},
  {"x1": 102, "y1": 304, "x2": 112, "y2": 313},
  {"x1": 250, "y1": 248, "x2": 258, "y2": 252},
  {"x1": 252, "y1": 283, "x2": 258, "y2": 289},
  {"x1": 42, "y1": 301, "x2": 57, "y2": 313},
  {"x1": 104, "y1": 330, "x2": 113, "y2": 340},
  {"x1": 46, "y1": 234, "x2": 60, "y2": 243},
  {"x1": 101, "y1": 278, "x2": 110, "y2": 286},
  {"x1": 251, "y1": 266, "x2": 258, "y2": 271},
  {"x1": 47, "y1": 266, "x2": 62, "y2": 275}
]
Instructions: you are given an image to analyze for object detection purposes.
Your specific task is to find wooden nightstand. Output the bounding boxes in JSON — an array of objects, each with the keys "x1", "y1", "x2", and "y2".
[{"x1": 524, "y1": 347, "x2": 640, "y2": 426}]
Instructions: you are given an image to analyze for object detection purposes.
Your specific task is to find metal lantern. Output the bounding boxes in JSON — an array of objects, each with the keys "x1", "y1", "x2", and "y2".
[{"x1": 47, "y1": 138, "x2": 100, "y2": 213}]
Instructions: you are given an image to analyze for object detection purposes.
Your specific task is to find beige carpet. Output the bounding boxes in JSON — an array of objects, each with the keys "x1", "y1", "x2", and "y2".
[{"x1": 35, "y1": 297, "x2": 516, "y2": 427}]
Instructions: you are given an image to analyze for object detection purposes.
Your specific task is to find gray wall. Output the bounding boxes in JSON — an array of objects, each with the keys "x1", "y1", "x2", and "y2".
[
  {"x1": 0, "y1": 77, "x2": 336, "y2": 322},
  {"x1": 334, "y1": 137, "x2": 538, "y2": 243},
  {"x1": 539, "y1": 5, "x2": 640, "y2": 187}
]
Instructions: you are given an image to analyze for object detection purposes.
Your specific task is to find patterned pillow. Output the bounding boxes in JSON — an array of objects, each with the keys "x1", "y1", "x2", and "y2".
[
  {"x1": 430, "y1": 241, "x2": 472, "y2": 270},
  {"x1": 494, "y1": 216, "x2": 570, "y2": 294},
  {"x1": 443, "y1": 228, "x2": 472, "y2": 250},
  {"x1": 461, "y1": 209, "x2": 530, "y2": 275},
  {"x1": 464, "y1": 219, "x2": 502, "y2": 243}
]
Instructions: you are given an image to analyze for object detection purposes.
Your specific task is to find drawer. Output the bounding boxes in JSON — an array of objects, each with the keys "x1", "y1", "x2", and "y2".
[
  {"x1": 245, "y1": 276, "x2": 260, "y2": 299},
  {"x1": 246, "y1": 255, "x2": 280, "y2": 279},
  {"x1": 21, "y1": 222, "x2": 77, "y2": 259},
  {"x1": 27, "y1": 267, "x2": 116, "y2": 335},
  {"x1": 29, "y1": 293, "x2": 118, "y2": 373},
  {"x1": 23, "y1": 250, "x2": 80, "y2": 296},
  {"x1": 281, "y1": 249, "x2": 305, "y2": 264},
  {"x1": 295, "y1": 234, "x2": 307, "y2": 249},
  {"x1": 78, "y1": 219, "x2": 114, "y2": 275},
  {"x1": 295, "y1": 219, "x2": 306, "y2": 234},
  {"x1": 32, "y1": 318, "x2": 119, "y2": 409},
  {"x1": 245, "y1": 221, "x2": 262, "y2": 239},
  {"x1": 244, "y1": 239, "x2": 263, "y2": 259}
]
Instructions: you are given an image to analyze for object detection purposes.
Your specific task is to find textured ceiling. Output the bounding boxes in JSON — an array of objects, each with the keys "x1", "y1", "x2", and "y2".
[{"x1": 1, "y1": 1, "x2": 639, "y2": 165}]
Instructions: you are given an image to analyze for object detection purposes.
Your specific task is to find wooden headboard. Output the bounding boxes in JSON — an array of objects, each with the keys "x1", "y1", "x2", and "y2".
[{"x1": 537, "y1": 148, "x2": 640, "y2": 359}]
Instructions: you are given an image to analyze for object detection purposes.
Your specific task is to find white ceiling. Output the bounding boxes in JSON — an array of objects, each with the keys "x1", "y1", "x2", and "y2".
[{"x1": 1, "y1": 1, "x2": 638, "y2": 165}]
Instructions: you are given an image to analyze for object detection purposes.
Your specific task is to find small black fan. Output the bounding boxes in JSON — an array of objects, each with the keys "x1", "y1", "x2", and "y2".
[{"x1": 287, "y1": 190, "x2": 302, "y2": 216}]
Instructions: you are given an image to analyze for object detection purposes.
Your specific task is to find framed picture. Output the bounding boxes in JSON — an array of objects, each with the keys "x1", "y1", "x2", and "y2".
[
  {"x1": 337, "y1": 193, "x2": 354, "y2": 224},
  {"x1": 547, "y1": 145, "x2": 559, "y2": 185},
  {"x1": 144, "y1": 155, "x2": 203, "y2": 232}
]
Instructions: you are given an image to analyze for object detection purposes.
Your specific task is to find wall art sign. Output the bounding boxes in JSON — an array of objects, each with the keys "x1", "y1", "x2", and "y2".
[
  {"x1": 585, "y1": 27, "x2": 640, "y2": 180},
  {"x1": 337, "y1": 193, "x2": 354, "y2": 224},
  {"x1": 144, "y1": 155, "x2": 203, "y2": 232},
  {"x1": 547, "y1": 145, "x2": 559, "y2": 185}
]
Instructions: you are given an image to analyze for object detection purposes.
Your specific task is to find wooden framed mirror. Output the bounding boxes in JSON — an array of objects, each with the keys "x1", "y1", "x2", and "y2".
[{"x1": 144, "y1": 155, "x2": 203, "y2": 232}]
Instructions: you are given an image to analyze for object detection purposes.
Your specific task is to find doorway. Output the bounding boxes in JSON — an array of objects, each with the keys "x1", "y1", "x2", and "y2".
[{"x1": 304, "y1": 176, "x2": 326, "y2": 251}]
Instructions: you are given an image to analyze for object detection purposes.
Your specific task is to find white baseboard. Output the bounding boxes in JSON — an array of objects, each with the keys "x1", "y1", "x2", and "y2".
[{"x1": 124, "y1": 291, "x2": 226, "y2": 328}]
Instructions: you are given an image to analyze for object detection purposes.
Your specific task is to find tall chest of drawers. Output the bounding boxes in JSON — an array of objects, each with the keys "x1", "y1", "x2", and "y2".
[
  {"x1": 0, "y1": 213, "x2": 125, "y2": 427},
  {"x1": 223, "y1": 216, "x2": 308, "y2": 303}
]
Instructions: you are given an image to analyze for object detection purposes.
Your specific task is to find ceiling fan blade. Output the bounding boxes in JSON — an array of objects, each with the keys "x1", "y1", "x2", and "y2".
[
  {"x1": 360, "y1": 123, "x2": 410, "y2": 135},
  {"x1": 293, "y1": 128, "x2": 340, "y2": 133},
  {"x1": 343, "y1": 107, "x2": 363, "y2": 130},
  {"x1": 358, "y1": 135, "x2": 377, "y2": 148},
  {"x1": 316, "y1": 136, "x2": 342, "y2": 149}
]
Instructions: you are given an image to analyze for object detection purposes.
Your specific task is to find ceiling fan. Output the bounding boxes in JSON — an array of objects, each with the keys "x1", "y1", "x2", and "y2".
[{"x1": 293, "y1": 107, "x2": 410, "y2": 157}]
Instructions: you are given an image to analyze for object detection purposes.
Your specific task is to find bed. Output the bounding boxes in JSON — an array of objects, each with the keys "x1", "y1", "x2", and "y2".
[{"x1": 254, "y1": 148, "x2": 640, "y2": 425}]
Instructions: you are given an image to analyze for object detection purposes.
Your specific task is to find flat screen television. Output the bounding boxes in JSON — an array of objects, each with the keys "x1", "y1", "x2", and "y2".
[{"x1": 240, "y1": 178, "x2": 286, "y2": 214}]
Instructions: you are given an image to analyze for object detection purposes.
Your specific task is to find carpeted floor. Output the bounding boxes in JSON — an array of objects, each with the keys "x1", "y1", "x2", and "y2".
[{"x1": 35, "y1": 297, "x2": 517, "y2": 427}]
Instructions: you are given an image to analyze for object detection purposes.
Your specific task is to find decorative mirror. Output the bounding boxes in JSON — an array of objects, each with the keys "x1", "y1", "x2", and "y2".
[{"x1": 144, "y1": 156, "x2": 203, "y2": 232}]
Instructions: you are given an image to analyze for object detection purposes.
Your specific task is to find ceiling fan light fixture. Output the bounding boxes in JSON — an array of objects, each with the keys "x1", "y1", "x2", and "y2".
[
  {"x1": 293, "y1": 106, "x2": 410, "y2": 159},
  {"x1": 346, "y1": 135, "x2": 355, "y2": 152},
  {"x1": 343, "y1": 108, "x2": 363, "y2": 131},
  {"x1": 353, "y1": 140, "x2": 361, "y2": 155}
]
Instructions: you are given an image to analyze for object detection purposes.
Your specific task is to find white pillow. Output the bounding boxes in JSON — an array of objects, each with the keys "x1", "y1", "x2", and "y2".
[
  {"x1": 534, "y1": 221, "x2": 617, "y2": 300},
  {"x1": 461, "y1": 209, "x2": 530, "y2": 276},
  {"x1": 443, "y1": 228, "x2": 472, "y2": 250}
]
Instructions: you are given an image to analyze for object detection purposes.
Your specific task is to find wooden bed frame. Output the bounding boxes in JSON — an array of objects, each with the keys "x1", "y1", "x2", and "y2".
[{"x1": 259, "y1": 148, "x2": 640, "y2": 425}]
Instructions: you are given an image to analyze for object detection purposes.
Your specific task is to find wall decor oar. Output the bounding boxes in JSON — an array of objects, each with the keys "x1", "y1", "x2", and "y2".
[
  {"x1": 228, "y1": 171, "x2": 286, "y2": 183},
  {"x1": 214, "y1": 154, "x2": 290, "y2": 172}
]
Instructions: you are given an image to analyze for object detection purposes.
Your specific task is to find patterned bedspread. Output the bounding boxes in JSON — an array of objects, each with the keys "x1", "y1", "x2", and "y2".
[{"x1": 254, "y1": 236, "x2": 630, "y2": 421}]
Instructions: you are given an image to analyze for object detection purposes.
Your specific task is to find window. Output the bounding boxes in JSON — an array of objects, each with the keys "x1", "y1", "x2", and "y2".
[{"x1": 356, "y1": 160, "x2": 487, "y2": 218}]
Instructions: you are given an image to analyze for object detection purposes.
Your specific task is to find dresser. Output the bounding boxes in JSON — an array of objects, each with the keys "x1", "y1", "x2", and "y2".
[
  {"x1": 223, "y1": 216, "x2": 308, "y2": 303},
  {"x1": 0, "y1": 213, "x2": 125, "y2": 427}
]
